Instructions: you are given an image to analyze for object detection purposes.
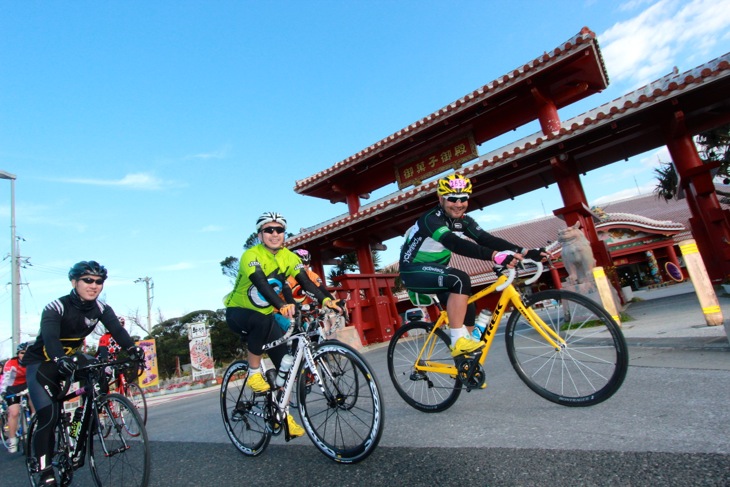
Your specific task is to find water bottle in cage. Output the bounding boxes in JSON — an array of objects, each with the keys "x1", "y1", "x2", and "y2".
[{"x1": 275, "y1": 354, "x2": 295, "y2": 388}]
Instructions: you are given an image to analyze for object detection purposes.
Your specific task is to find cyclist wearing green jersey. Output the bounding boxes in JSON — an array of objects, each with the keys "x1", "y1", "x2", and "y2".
[
  {"x1": 399, "y1": 174, "x2": 546, "y2": 357},
  {"x1": 225, "y1": 212, "x2": 342, "y2": 437}
]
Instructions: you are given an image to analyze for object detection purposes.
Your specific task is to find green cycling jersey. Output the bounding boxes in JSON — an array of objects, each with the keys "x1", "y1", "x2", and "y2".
[{"x1": 224, "y1": 244, "x2": 304, "y2": 314}]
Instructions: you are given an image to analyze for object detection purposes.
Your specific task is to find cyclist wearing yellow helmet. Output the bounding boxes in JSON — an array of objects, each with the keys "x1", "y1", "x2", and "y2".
[{"x1": 400, "y1": 174, "x2": 546, "y2": 356}]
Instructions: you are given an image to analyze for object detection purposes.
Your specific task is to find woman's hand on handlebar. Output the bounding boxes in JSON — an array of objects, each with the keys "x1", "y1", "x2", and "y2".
[
  {"x1": 279, "y1": 303, "x2": 296, "y2": 319},
  {"x1": 323, "y1": 298, "x2": 343, "y2": 315}
]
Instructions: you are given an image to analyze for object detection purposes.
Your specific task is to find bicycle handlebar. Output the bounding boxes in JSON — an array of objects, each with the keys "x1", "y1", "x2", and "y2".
[
  {"x1": 495, "y1": 259, "x2": 544, "y2": 291},
  {"x1": 57, "y1": 357, "x2": 144, "y2": 401}
]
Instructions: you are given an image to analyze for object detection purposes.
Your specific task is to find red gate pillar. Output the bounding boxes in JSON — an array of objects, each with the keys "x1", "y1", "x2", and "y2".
[
  {"x1": 551, "y1": 155, "x2": 620, "y2": 297},
  {"x1": 666, "y1": 131, "x2": 730, "y2": 280}
]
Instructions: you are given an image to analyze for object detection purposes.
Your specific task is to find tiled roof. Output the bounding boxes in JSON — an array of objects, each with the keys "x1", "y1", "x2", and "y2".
[
  {"x1": 287, "y1": 52, "x2": 730, "y2": 249},
  {"x1": 293, "y1": 27, "x2": 604, "y2": 193}
]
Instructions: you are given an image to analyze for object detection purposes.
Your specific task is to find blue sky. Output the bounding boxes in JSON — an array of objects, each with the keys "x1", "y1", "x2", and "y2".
[{"x1": 1, "y1": 0, "x2": 729, "y2": 357}]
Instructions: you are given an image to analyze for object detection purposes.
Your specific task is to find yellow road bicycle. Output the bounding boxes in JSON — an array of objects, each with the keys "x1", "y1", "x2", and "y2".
[{"x1": 387, "y1": 260, "x2": 628, "y2": 412}]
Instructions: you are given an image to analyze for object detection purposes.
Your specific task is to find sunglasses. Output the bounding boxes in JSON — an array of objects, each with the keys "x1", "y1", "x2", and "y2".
[
  {"x1": 262, "y1": 227, "x2": 286, "y2": 235},
  {"x1": 79, "y1": 277, "x2": 105, "y2": 285},
  {"x1": 445, "y1": 196, "x2": 469, "y2": 203}
]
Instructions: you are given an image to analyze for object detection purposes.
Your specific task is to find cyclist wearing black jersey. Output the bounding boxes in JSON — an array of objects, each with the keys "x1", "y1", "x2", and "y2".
[
  {"x1": 225, "y1": 212, "x2": 342, "y2": 437},
  {"x1": 24, "y1": 261, "x2": 144, "y2": 486},
  {"x1": 399, "y1": 174, "x2": 546, "y2": 357}
]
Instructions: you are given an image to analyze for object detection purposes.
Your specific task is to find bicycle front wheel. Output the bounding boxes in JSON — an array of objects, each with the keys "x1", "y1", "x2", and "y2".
[
  {"x1": 18, "y1": 407, "x2": 30, "y2": 455},
  {"x1": 387, "y1": 321, "x2": 461, "y2": 412},
  {"x1": 505, "y1": 289, "x2": 629, "y2": 407},
  {"x1": 0, "y1": 409, "x2": 8, "y2": 449},
  {"x1": 298, "y1": 342, "x2": 383, "y2": 464},
  {"x1": 89, "y1": 393, "x2": 150, "y2": 487},
  {"x1": 124, "y1": 383, "x2": 148, "y2": 426},
  {"x1": 220, "y1": 360, "x2": 271, "y2": 457}
]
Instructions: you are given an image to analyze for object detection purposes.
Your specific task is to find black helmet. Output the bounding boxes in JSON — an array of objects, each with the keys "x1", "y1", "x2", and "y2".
[
  {"x1": 17, "y1": 342, "x2": 28, "y2": 354},
  {"x1": 68, "y1": 261, "x2": 108, "y2": 281}
]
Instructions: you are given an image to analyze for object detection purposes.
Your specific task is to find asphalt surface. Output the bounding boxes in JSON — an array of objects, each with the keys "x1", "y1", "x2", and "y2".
[{"x1": 3, "y1": 282, "x2": 729, "y2": 486}]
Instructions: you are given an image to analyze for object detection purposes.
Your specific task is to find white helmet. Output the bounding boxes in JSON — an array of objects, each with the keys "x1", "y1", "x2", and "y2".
[{"x1": 256, "y1": 212, "x2": 287, "y2": 232}]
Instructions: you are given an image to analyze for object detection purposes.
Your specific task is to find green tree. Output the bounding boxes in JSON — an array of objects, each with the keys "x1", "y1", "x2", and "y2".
[
  {"x1": 327, "y1": 250, "x2": 383, "y2": 286},
  {"x1": 148, "y1": 309, "x2": 242, "y2": 379},
  {"x1": 654, "y1": 123, "x2": 730, "y2": 201}
]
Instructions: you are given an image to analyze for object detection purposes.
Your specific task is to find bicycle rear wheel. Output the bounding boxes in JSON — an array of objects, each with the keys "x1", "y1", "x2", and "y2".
[
  {"x1": 505, "y1": 289, "x2": 629, "y2": 407},
  {"x1": 89, "y1": 393, "x2": 150, "y2": 487},
  {"x1": 298, "y1": 342, "x2": 383, "y2": 464},
  {"x1": 220, "y1": 360, "x2": 271, "y2": 456},
  {"x1": 124, "y1": 383, "x2": 148, "y2": 426},
  {"x1": 387, "y1": 321, "x2": 461, "y2": 412}
]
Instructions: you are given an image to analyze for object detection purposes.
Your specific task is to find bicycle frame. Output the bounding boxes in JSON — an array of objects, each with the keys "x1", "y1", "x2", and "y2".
[
  {"x1": 414, "y1": 272, "x2": 566, "y2": 377},
  {"x1": 260, "y1": 316, "x2": 340, "y2": 431}
]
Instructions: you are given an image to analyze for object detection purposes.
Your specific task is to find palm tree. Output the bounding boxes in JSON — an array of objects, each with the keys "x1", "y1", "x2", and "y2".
[{"x1": 654, "y1": 123, "x2": 730, "y2": 201}]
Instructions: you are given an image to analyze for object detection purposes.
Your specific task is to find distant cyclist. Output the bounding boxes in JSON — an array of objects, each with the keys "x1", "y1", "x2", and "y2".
[
  {"x1": 224, "y1": 212, "x2": 342, "y2": 437},
  {"x1": 23, "y1": 261, "x2": 145, "y2": 486},
  {"x1": 399, "y1": 173, "x2": 546, "y2": 357},
  {"x1": 1, "y1": 342, "x2": 30, "y2": 453},
  {"x1": 96, "y1": 316, "x2": 131, "y2": 393}
]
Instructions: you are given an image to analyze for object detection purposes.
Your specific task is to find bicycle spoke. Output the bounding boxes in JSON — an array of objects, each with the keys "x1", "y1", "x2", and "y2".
[
  {"x1": 387, "y1": 322, "x2": 461, "y2": 412},
  {"x1": 506, "y1": 290, "x2": 628, "y2": 406},
  {"x1": 89, "y1": 393, "x2": 150, "y2": 487},
  {"x1": 220, "y1": 361, "x2": 271, "y2": 456},
  {"x1": 299, "y1": 342, "x2": 383, "y2": 463}
]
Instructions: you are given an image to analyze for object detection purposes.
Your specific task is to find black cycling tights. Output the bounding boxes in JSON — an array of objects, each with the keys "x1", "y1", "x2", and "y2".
[
  {"x1": 226, "y1": 307, "x2": 287, "y2": 368},
  {"x1": 26, "y1": 361, "x2": 62, "y2": 472}
]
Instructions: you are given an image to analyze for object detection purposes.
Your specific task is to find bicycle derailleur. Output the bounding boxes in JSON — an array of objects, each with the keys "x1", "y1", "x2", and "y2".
[{"x1": 454, "y1": 353, "x2": 486, "y2": 391}]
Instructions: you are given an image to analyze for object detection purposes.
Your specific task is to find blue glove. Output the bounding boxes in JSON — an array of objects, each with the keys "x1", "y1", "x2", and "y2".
[{"x1": 56, "y1": 356, "x2": 77, "y2": 378}]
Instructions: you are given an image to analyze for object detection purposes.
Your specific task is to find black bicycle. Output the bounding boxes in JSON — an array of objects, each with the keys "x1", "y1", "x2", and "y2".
[
  {"x1": 25, "y1": 357, "x2": 150, "y2": 487},
  {"x1": 220, "y1": 303, "x2": 384, "y2": 464}
]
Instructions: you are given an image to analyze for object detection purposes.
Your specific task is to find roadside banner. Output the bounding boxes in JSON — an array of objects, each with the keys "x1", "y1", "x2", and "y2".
[
  {"x1": 189, "y1": 323, "x2": 215, "y2": 380},
  {"x1": 136, "y1": 338, "x2": 160, "y2": 388}
]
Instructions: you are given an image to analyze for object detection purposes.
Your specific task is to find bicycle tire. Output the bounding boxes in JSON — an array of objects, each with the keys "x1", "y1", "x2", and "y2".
[
  {"x1": 124, "y1": 382, "x2": 148, "y2": 426},
  {"x1": 220, "y1": 360, "x2": 271, "y2": 456},
  {"x1": 18, "y1": 406, "x2": 30, "y2": 455},
  {"x1": 505, "y1": 289, "x2": 629, "y2": 407},
  {"x1": 297, "y1": 341, "x2": 384, "y2": 464},
  {"x1": 0, "y1": 409, "x2": 7, "y2": 449},
  {"x1": 89, "y1": 393, "x2": 150, "y2": 487},
  {"x1": 26, "y1": 414, "x2": 74, "y2": 487},
  {"x1": 387, "y1": 321, "x2": 461, "y2": 412}
]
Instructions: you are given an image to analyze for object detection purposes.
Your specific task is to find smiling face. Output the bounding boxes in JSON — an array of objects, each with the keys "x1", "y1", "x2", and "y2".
[
  {"x1": 72, "y1": 274, "x2": 105, "y2": 301},
  {"x1": 439, "y1": 194, "x2": 469, "y2": 219},
  {"x1": 259, "y1": 222, "x2": 286, "y2": 252}
]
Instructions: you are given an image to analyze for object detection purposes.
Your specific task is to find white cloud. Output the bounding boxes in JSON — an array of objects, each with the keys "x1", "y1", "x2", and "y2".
[
  {"x1": 54, "y1": 172, "x2": 184, "y2": 190},
  {"x1": 601, "y1": 0, "x2": 730, "y2": 87},
  {"x1": 184, "y1": 145, "x2": 231, "y2": 161}
]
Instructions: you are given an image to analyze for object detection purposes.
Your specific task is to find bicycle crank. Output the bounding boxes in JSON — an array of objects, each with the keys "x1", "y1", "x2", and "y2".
[{"x1": 454, "y1": 355, "x2": 486, "y2": 391}]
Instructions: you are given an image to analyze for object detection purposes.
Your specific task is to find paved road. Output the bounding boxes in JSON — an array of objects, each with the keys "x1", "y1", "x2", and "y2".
[
  {"x1": 4, "y1": 332, "x2": 729, "y2": 486},
  {"x1": 4, "y1": 287, "x2": 730, "y2": 485}
]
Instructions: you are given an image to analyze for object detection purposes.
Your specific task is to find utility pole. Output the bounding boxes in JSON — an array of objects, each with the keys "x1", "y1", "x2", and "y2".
[
  {"x1": 134, "y1": 277, "x2": 154, "y2": 333},
  {"x1": 0, "y1": 170, "x2": 18, "y2": 351}
]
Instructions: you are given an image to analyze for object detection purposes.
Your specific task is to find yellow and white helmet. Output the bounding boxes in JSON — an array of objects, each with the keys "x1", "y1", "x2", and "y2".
[{"x1": 437, "y1": 174, "x2": 472, "y2": 196}]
